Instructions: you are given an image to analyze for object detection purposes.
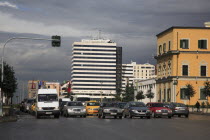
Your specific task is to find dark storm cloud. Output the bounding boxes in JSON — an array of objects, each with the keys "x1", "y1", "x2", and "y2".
[{"x1": 0, "y1": 0, "x2": 210, "y2": 99}]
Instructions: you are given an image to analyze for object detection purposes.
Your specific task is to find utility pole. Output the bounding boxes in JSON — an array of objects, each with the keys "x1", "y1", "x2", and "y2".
[{"x1": 0, "y1": 36, "x2": 61, "y2": 116}]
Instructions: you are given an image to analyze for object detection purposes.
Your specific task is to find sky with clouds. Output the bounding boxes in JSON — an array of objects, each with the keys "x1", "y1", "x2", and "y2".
[{"x1": 0, "y1": 0, "x2": 210, "y2": 99}]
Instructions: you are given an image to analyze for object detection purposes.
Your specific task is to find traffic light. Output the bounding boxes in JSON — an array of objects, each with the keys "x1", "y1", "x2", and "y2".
[{"x1": 52, "y1": 35, "x2": 61, "y2": 47}]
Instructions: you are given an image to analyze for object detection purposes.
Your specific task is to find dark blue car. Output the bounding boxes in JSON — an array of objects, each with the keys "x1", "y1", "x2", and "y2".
[{"x1": 123, "y1": 101, "x2": 151, "y2": 119}]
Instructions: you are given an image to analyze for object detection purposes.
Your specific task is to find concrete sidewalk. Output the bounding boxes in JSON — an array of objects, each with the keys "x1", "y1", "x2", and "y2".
[
  {"x1": 0, "y1": 116, "x2": 17, "y2": 123},
  {"x1": 190, "y1": 111, "x2": 210, "y2": 116}
]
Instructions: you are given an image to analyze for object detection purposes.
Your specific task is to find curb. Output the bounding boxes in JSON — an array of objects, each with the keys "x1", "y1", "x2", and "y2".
[
  {"x1": 190, "y1": 112, "x2": 210, "y2": 116},
  {"x1": 0, "y1": 116, "x2": 17, "y2": 123}
]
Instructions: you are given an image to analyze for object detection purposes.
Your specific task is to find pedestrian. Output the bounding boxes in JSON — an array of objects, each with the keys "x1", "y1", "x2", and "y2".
[{"x1": 195, "y1": 101, "x2": 200, "y2": 112}]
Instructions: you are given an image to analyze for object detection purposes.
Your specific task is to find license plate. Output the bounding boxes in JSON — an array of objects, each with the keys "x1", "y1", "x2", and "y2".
[
  {"x1": 46, "y1": 112, "x2": 52, "y2": 114},
  {"x1": 111, "y1": 113, "x2": 117, "y2": 115},
  {"x1": 162, "y1": 113, "x2": 168, "y2": 115},
  {"x1": 139, "y1": 112, "x2": 145, "y2": 114}
]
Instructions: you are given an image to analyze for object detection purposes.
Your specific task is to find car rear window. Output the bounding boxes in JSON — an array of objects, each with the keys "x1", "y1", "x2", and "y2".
[{"x1": 152, "y1": 103, "x2": 164, "y2": 107}]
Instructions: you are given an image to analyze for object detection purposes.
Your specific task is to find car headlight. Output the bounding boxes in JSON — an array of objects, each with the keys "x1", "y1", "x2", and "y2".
[
  {"x1": 118, "y1": 109, "x2": 123, "y2": 113},
  {"x1": 103, "y1": 109, "x2": 110, "y2": 112},
  {"x1": 132, "y1": 110, "x2": 138, "y2": 113},
  {"x1": 156, "y1": 110, "x2": 161, "y2": 112},
  {"x1": 168, "y1": 110, "x2": 172, "y2": 113},
  {"x1": 55, "y1": 107, "x2": 59, "y2": 110},
  {"x1": 146, "y1": 110, "x2": 151, "y2": 113},
  {"x1": 82, "y1": 109, "x2": 86, "y2": 112},
  {"x1": 38, "y1": 107, "x2": 42, "y2": 110},
  {"x1": 88, "y1": 108, "x2": 92, "y2": 110},
  {"x1": 68, "y1": 108, "x2": 73, "y2": 112}
]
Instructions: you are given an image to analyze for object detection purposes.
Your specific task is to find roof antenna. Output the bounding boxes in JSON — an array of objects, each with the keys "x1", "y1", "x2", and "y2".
[{"x1": 98, "y1": 30, "x2": 101, "y2": 39}]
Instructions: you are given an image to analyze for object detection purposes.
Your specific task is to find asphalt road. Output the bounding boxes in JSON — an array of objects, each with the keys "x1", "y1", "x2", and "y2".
[{"x1": 0, "y1": 114, "x2": 210, "y2": 140}]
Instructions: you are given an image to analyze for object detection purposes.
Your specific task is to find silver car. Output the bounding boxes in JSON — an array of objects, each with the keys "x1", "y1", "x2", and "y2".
[
  {"x1": 164, "y1": 103, "x2": 189, "y2": 118},
  {"x1": 63, "y1": 101, "x2": 87, "y2": 118}
]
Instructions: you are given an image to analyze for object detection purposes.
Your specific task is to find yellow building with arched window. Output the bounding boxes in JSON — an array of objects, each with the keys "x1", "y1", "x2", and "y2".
[{"x1": 155, "y1": 25, "x2": 210, "y2": 105}]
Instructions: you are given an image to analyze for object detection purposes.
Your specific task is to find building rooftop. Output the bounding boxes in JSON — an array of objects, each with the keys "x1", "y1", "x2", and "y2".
[
  {"x1": 156, "y1": 26, "x2": 210, "y2": 37},
  {"x1": 81, "y1": 39, "x2": 114, "y2": 43}
]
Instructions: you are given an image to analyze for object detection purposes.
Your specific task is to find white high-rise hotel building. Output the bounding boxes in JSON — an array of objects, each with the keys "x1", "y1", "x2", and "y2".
[
  {"x1": 71, "y1": 39, "x2": 122, "y2": 100},
  {"x1": 122, "y1": 62, "x2": 156, "y2": 90}
]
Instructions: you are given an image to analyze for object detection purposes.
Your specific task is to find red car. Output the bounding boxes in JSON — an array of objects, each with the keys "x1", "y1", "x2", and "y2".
[{"x1": 146, "y1": 102, "x2": 172, "y2": 119}]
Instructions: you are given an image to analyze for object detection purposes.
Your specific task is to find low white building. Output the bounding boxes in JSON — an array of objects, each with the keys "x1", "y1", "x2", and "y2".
[{"x1": 134, "y1": 78, "x2": 157, "y2": 104}]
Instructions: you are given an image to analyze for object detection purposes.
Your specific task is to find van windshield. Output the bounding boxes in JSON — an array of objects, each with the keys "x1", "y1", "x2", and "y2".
[{"x1": 38, "y1": 94, "x2": 58, "y2": 102}]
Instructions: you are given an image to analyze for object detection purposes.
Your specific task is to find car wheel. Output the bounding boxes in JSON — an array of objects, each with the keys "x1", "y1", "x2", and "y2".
[
  {"x1": 129, "y1": 113, "x2": 132, "y2": 119},
  {"x1": 185, "y1": 114, "x2": 189, "y2": 118},
  {"x1": 123, "y1": 113, "x2": 127, "y2": 118},
  {"x1": 98, "y1": 114, "x2": 101, "y2": 118},
  {"x1": 36, "y1": 112, "x2": 40, "y2": 119},
  {"x1": 102, "y1": 113, "x2": 105, "y2": 119},
  {"x1": 168, "y1": 116, "x2": 172, "y2": 119},
  {"x1": 119, "y1": 116, "x2": 122, "y2": 119},
  {"x1": 140, "y1": 116, "x2": 143, "y2": 119},
  {"x1": 152, "y1": 112, "x2": 156, "y2": 118},
  {"x1": 65, "y1": 112, "x2": 69, "y2": 118},
  {"x1": 114, "y1": 116, "x2": 117, "y2": 119},
  {"x1": 54, "y1": 115, "x2": 60, "y2": 119},
  {"x1": 83, "y1": 115, "x2": 86, "y2": 118},
  {"x1": 147, "y1": 116, "x2": 151, "y2": 119}
]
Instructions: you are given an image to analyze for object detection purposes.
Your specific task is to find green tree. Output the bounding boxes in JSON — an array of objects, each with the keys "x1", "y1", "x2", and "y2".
[
  {"x1": 146, "y1": 89, "x2": 154, "y2": 102},
  {"x1": 203, "y1": 81, "x2": 210, "y2": 113},
  {"x1": 136, "y1": 91, "x2": 145, "y2": 101},
  {"x1": 0, "y1": 62, "x2": 18, "y2": 105},
  {"x1": 123, "y1": 83, "x2": 134, "y2": 102},
  {"x1": 114, "y1": 88, "x2": 122, "y2": 101},
  {"x1": 201, "y1": 102, "x2": 206, "y2": 113},
  {"x1": 185, "y1": 83, "x2": 196, "y2": 105},
  {"x1": 203, "y1": 81, "x2": 210, "y2": 102}
]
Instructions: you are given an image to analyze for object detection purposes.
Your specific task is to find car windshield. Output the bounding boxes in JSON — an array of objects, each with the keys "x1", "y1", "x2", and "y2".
[
  {"x1": 163, "y1": 103, "x2": 172, "y2": 107},
  {"x1": 175, "y1": 103, "x2": 186, "y2": 107},
  {"x1": 130, "y1": 102, "x2": 146, "y2": 107},
  {"x1": 77, "y1": 98, "x2": 90, "y2": 102},
  {"x1": 68, "y1": 102, "x2": 83, "y2": 106},
  {"x1": 87, "y1": 102, "x2": 100, "y2": 106},
  {"x1": 103, "y1": 103, "x2": 117, "y2": 107},
  {"x1": 27, "y1": 99, "x2": 35, "y2": 103},
  {"x1": 38, "y1": 94, "x2": 58, "y2": 102},
  {"x1": 61, "y1": 101, "x2": 68, "y2": 106},
  {"x1": 118, "y1": 103, "x2": 127, "y2": 109},
  {"x1": 152, "y1": 103, "x2": 164, "y2": 107}
]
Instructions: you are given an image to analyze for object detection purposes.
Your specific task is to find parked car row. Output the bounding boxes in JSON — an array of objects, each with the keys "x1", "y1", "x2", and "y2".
[
  {"x1": 59, "y1": 100, "x2": 189, "y2": 119},
  {"x1": 21, "y1": 98, "x2": 189, "y2": 119},
  {"x1": 20, "y1": 98, "x2": 36, "y2": 114}
]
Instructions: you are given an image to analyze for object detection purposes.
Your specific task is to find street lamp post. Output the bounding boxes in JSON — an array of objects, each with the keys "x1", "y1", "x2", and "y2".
[
  {"x1": 100, "y1": 82, "x2": 103, "y2": 102},
  {"x1": 0, "y1": 37, "x2": 60, "y2": 116}
]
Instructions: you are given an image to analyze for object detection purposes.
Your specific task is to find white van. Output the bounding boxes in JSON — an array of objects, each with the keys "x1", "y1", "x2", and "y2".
[{"x1": 35, "y1": 89, "x2": 60, "y2": 119}]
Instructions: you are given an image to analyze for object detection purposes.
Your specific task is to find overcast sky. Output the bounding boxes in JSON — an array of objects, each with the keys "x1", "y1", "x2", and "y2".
[{"x1": 0, "y1": 0, "x2": 210, "y2": 100}]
